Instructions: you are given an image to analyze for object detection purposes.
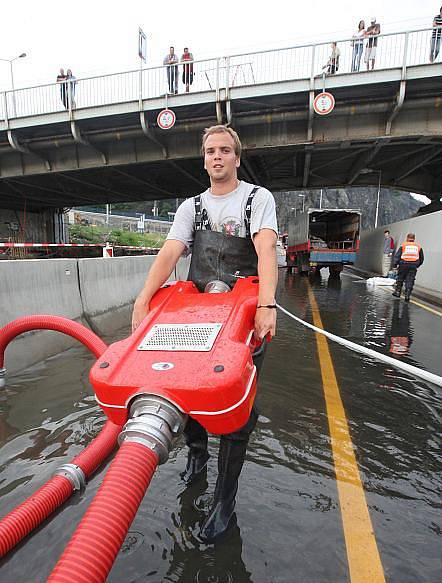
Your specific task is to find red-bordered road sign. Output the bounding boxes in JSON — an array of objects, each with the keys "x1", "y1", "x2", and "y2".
[
  {"x1": 157, "y1": 108, "x2": 176, "y2": 130},
  {"x1": 313, "y1": 92, "x2": 335, "y2": 115}
]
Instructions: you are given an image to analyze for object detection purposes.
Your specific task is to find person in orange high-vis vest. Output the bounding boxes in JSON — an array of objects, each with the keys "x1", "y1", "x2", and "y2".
[{"x1": 392, "y1": 233, "x2": 424, "y2": 302}]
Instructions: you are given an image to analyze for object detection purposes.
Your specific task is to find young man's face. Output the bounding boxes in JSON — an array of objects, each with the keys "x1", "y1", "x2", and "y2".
[
  {"x1": 384, "y1": 232, "x2": 389, "y2": 238},
  {"x1": 204, "y1": 132, "x2": 240, "y2": 183}
]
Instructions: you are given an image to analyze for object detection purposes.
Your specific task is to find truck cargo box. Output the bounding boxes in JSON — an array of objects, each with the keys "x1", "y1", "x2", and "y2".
[{"x1": 286, "y1": 209, "x2": 361, "y2": 274}]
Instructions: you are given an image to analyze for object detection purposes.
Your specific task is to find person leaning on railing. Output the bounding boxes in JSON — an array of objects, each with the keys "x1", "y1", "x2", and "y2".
[
  {"x1": 429, "y1": 6, "x2": 442, "y2": 63},
  {"x1": 181, "y1": 47, "x2": 194, "y2": 93},
  {"x1": 323, "y1": 42, "x2": 340, "y2": 75},
  {"x1": 365, "y1": 17, "x2": 381, "y2": 71}
]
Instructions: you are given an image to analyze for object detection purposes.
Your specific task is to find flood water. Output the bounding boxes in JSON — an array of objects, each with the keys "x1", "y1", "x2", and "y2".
[{"x1": 1, "y1": 269, "x2": 441, "y2": 582}]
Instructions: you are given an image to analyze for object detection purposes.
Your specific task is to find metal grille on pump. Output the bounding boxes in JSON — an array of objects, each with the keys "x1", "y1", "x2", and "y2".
[{"x1": 137, "y1": 323, "x2": 223, "y2": 351}]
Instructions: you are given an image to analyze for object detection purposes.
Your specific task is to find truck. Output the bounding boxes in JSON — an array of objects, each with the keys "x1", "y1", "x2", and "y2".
[{"x1": 286, "y1": 209, "x2": 361, "y2": 276}]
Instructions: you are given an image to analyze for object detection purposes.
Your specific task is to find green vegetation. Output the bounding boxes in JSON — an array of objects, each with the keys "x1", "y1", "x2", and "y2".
[{"x1": 69, "y1": 224, "x2": 165, "y2": 247}]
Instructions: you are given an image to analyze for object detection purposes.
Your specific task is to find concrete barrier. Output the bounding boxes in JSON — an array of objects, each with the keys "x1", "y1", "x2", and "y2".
[
  {"x1": 355, "y1": 210, "x2": 442, "y2": 304},
  {"x1": 0, "y1": 255, "x2": 190, "y2": 375},
  {"x1": 0, "y1": 259, "x2": 84, "y2": 374},
  {"x1": 78, "y1": 255, "x2": 157, "y2": 335}
]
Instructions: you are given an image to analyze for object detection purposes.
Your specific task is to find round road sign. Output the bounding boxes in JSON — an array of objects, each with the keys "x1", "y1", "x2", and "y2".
[
  {"x1": 313, "y1": 92, "x2": 335, "y2": 115},
  {"x1": 157, "y1": 108, "x2": 176, "y2": 130}
]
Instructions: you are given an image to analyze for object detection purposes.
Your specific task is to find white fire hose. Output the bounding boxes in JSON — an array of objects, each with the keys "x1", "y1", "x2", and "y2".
[{"x1": 276, "y1": 303, "x2": 442, "y2": 388}]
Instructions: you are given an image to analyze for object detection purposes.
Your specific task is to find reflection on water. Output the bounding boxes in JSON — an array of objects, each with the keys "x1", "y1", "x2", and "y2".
[{"x1": 0, "y1": 270, "x2": 441, "y2": 582}]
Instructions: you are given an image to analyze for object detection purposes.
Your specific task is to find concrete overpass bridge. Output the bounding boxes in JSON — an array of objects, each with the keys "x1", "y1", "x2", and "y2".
[{"x1": 0, "y1": 27, "x2": 441, "y2": 212}]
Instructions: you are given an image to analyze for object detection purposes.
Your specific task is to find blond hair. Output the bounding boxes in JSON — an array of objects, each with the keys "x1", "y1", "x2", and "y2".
[{"x1": 201, "y1": 125, "x2": 242, "y2": 157}]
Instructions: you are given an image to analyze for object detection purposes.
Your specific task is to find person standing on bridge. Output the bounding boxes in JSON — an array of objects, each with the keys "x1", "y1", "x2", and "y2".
[
  {"x1": 181, "y1": 47, "x2": 194, "y2": 93},
  {"x1": 382, "y1": 229, "x2": 395, "y2": 276},
  {"x1": 66, "y1": 69, "x2": 77, "y2": 109},
  {"x1": 429, "y1": 6, "x2": 442, "y2": 63},
  {"x1": 132, "y1": 124, "x2": 278, "y2": 542},
  {"x1": 56, "y1": 68, "x2": 67, "y2": 108},
  {"x1": 365, "y1": 17, "x2": 381, "y2": 70},
  {"x1": 324, "y1": 42, "x2": 340, "y2": 74},
  {"x1": 164, "y1": 46, "x2": 179, "y2": 94},
  {"x1": 351, "y1": 20, "x2": 366, "y2": 72},
  {"x1": 392, "y1": 233, "x2": 424, "y2": 302}
]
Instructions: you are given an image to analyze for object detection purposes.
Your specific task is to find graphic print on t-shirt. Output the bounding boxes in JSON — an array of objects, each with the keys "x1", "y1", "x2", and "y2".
[{"x1": 217, "y1": 217, "x2": 242, "y2": 236}]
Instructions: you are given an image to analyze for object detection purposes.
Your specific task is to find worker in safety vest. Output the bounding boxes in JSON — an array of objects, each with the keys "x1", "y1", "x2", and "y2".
[
  {"x1": 132, "y1": 125, "x2": 278, "y2": 542},
  {"x1": 392, "y1": 233, "x2": 424, "y2": 302}
]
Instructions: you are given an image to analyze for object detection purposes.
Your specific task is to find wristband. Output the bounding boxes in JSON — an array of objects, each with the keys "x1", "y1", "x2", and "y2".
[{"x1": 257, "y1": 304, "x2": 277, "y2": 309}]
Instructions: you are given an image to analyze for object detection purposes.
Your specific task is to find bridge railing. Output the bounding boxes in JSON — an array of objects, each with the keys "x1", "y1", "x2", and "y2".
[{"x1": 0, "y1": 27, "x2": 439, "y2": 121}]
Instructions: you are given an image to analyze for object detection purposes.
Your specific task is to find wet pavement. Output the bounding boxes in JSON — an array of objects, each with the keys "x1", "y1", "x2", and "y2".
[{"x1": 0, "y1": 269, "x2": 441, "y2": 582}]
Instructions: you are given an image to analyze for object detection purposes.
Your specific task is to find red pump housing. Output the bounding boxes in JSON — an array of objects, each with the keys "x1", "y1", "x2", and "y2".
[{"x1": 90, "y1": 277, "x2": 261, "y2": 434}]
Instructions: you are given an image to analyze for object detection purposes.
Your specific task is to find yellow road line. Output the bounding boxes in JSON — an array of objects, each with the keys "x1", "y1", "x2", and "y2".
[
  {"x1": 307, "y1": 284, "x2": 385, "y2": 583},
  {"x1": 377, "y1": 286, "x2": 442, "y2": 316},
  {"x1": 409, "y1": 299, "x2": 442, "y2": 316}
]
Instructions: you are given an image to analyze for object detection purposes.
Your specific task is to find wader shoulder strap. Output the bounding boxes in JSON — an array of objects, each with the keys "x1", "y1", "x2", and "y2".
[
  {"x1": 244, "y1": 186, "x2": 260, "y2": 238},
  {"x1": 194, "y1": 195, "x2": 212, "y2": 231}
]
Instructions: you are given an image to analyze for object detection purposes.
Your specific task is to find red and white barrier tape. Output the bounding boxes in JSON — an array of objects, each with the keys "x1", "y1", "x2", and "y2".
[{"x1": 0, "y1": 243, "x2": 158, "y2": 251}]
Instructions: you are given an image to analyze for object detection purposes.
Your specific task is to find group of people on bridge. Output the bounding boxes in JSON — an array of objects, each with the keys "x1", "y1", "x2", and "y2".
[
  {"x1": 324, "y1": 7, "x2": 442, "y2": 75},
  {"x1": 56, "y1": 68, "x2": 77, "y2": 109},
  {"x1": 163, "y1": 46, "x2": 194, "y2": 94}
]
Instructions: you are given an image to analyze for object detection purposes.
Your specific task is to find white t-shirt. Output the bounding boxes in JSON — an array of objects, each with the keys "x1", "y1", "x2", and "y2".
[{"x1": 167, "y1": 181, "x2": 278, "y2": 249}]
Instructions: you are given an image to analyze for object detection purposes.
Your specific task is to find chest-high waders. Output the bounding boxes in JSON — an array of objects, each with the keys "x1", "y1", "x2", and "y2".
[{"x1": 181, "y1": 187, "x2": 266, "y2": 542}]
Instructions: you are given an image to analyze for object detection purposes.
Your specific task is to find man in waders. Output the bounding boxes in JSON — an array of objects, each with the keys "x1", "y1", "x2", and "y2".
[
  {"x1": 392, "y1": 233, "x2": 424, "y2": 302},
  {"x1": 132, "y1": 125, "x2": 278, "y2": 542}
]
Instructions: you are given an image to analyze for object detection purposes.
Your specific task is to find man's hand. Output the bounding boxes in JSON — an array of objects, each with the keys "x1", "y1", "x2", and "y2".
[
  {"x1": 254, "y1": 307, "x2": 277, "y2": 340},
  {"x1": 132, "y1": 296, "x2": 149, "y2": 333}
]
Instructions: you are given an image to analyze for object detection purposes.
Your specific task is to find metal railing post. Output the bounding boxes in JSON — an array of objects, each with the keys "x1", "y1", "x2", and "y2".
[
  {"x1": 2, "y1": 92, "x2": 9, "y2": 127},
  {"x1": 310, "y1": 44, "x2": 316, "y2": 82},
  {"x1": 216, "y1": 58, "x2": 220, "y2": 96},
  {"x1": 402, "y1": 31, "x2": 410, "y2": 77},
  {"x1": 68, "y1": 80, "x2": 72, "y2": 117},
  {"x1": 225, "y1": 56, "x2": 230, "y2": 96},
  {"x1": 139, "y1": 62, "x2": 143, "y2": 108}
]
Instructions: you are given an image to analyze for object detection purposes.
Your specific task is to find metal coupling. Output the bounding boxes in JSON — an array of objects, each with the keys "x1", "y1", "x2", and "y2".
[
  {"x1": 204, "y1": 280, "x2": 231, "y2": 293},
  {"x1": 54, "y1": 463, "x2": 86, "y2": 492},
  {"x1": 0, "y1": 368, "x2": 6, "y2": 388},
  {"x1": 119, "y1": 395, "x2": 187, "y2": 465}
]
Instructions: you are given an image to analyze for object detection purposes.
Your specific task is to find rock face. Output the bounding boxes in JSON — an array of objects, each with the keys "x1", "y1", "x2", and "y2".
[{"x1": 274, "y1": 188, "x2": 422, "y2": 232}]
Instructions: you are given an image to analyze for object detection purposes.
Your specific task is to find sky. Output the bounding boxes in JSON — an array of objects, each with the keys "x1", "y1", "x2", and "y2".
[{"x1": 1, "y1": 0, "x2": 439, "y2": 89}]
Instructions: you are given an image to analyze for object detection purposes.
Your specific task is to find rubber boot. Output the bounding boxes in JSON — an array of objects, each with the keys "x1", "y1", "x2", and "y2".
[
  {"x1": 199, "y1": 437, "x2": 248, "y2": 543},
  {"x1": 180, "y1": 448, "x2": 209, "y2": 485},
  {"x1": 180, "y1": 418, "x2": 209, "y2": 485},
  {"x1": 392, "y1": 282, "x2": 402, "y2": 298}
]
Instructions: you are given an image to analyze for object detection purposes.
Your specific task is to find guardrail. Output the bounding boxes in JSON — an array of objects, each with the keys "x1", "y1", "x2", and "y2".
[{"x1": 0, "y1": 27, "x2": 440, "y2": 121}]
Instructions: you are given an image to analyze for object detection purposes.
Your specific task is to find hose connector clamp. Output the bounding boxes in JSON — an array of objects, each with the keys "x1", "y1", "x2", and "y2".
[
  {"x1": 54, "y1": 463, "x2": 86, "y2": 492},
  {"x1": 119, "y1": 395, "x2": 187, "y2": 464}
]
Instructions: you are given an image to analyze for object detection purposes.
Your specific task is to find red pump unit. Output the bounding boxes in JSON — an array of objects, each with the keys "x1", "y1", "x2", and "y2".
[
  {"x1": 91, "y1": 276, "x2": 261, "y2": 434},
  {"x1": 3, "y1": 277, "x2": 263, "y2": 582}
]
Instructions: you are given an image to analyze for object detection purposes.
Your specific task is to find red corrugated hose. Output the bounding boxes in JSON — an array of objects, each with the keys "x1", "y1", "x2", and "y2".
[
  {"x1": 0, "y1": 420, "x2": 121, "y2": 557},
  {"x1": 48, "y1": 442, "x2": 159, "y2": 583},
  {"x1": 0, "y1": 314, "x2": 108, "y2": 369}
]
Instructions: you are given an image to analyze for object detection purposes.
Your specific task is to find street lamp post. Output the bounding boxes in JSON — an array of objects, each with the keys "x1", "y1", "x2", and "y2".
[
  {"x1": 374, "y1": 171, "x2": 382, "y2": 229},
  {"x1": 0, "y1": 53, "x2": 27, "y2": 117}
]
